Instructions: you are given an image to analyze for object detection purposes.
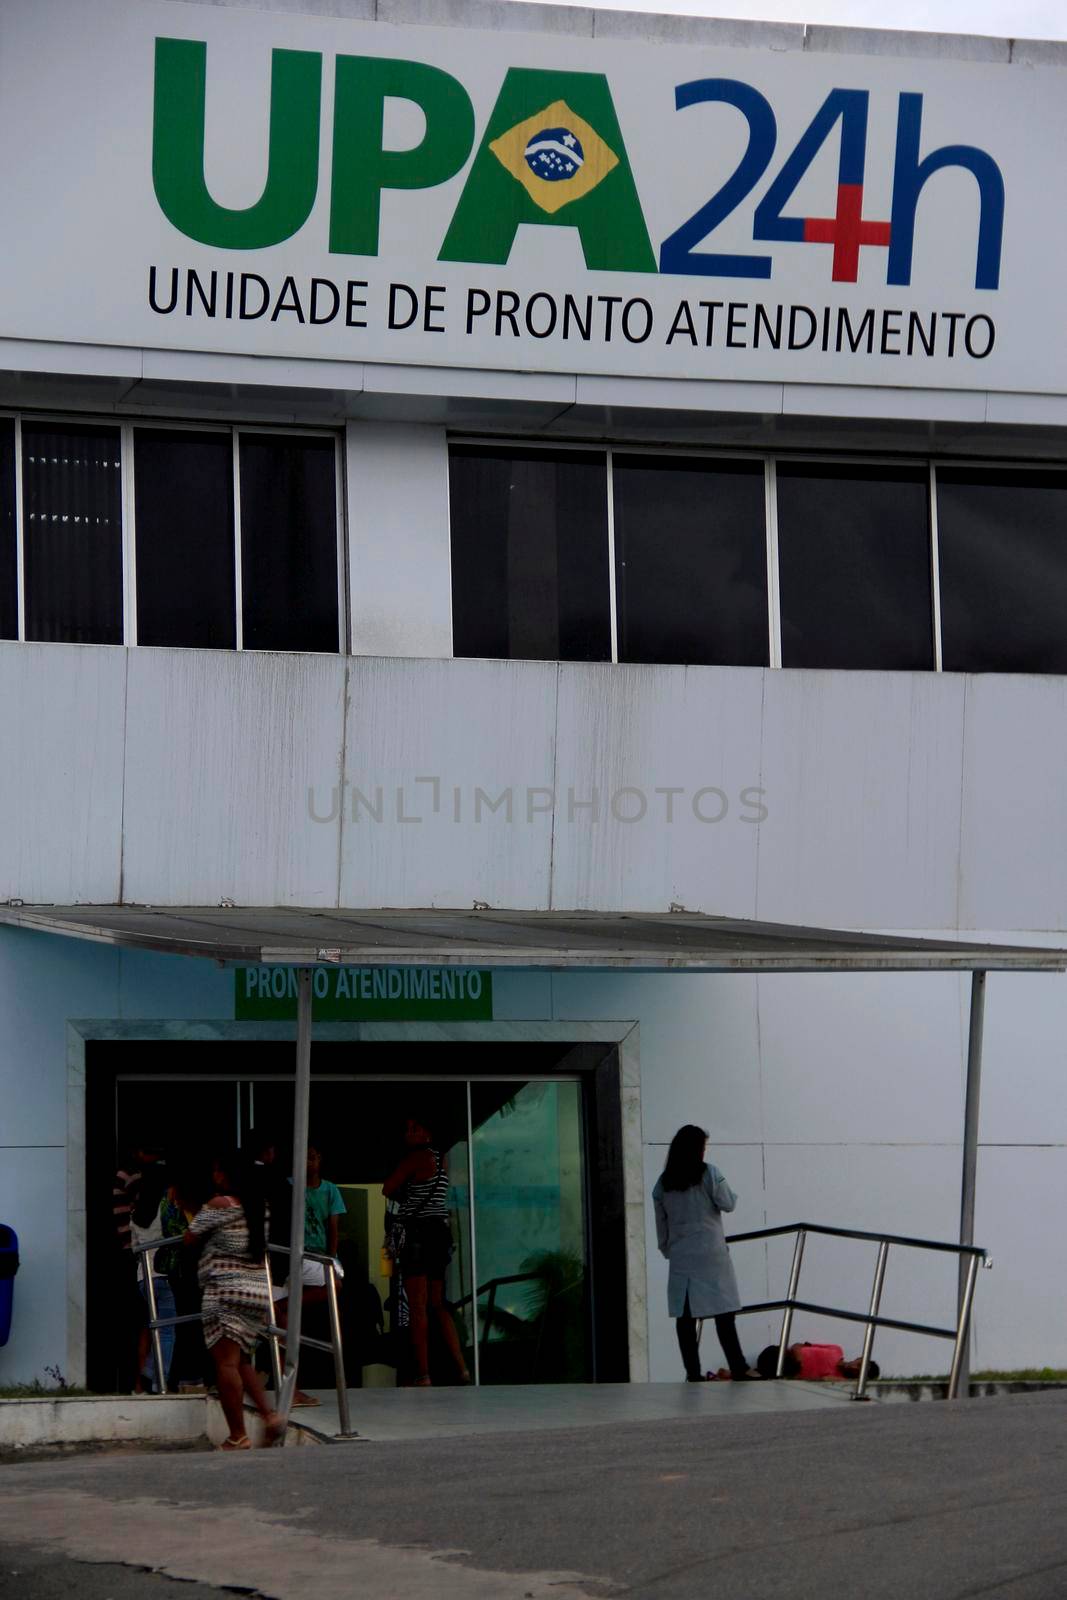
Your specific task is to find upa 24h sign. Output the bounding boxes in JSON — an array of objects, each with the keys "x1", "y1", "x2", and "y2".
[{"x1": 1, "y1": 0, "x2": 1064, "y2": 392}]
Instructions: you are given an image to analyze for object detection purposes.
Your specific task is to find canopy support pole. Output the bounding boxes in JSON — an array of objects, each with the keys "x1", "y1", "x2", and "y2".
[
  {"x1": 956, "y1": 969, "x2": 986, "y2": 1399},
  {"x1": 276, "y1": 966, "x2": 313, "y2": 1423}
]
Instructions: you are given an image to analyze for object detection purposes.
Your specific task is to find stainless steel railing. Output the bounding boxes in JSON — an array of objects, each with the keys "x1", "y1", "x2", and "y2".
[
  {"x1": 451, "y1": 1270, "x2": 539, "y2": 1351},
  {"x1": 131, "y1": 1235, "x2": 209, "y2": 1396},
  {"x1": 724, "y1": 1222, "x2": 991, "y2": 1400},
  {"x1": 265, "y1": 1243, "x2": 354, "y2": 1437},
  {"x1": 131, "y1": 1237, "x2": 354, "y2": 1435}
]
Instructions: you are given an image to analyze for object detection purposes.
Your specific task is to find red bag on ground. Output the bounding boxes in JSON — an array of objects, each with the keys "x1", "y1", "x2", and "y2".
[{"x1": 791, "y1": 1342, "x2": 844, "y2": 1379}]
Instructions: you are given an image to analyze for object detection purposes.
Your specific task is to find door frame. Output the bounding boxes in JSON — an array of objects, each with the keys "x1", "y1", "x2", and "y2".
[{"x1": 67, "y1": 1018, "x2": 645, "y2": 1387}]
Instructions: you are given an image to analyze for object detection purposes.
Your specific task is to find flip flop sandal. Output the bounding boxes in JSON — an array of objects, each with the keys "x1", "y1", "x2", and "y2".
[
  {"x1": 291, "y1": 1394, "x2": 321, "y2": 1407},
  {"x1": 220, "y1": 1435, "x2": 251, "y2": 1451}
]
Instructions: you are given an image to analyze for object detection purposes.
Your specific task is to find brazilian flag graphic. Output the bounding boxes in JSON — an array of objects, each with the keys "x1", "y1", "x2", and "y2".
[
  {"x1": 490, "y1": 99, "x2": 618, "y2": 215},
  {"x1": 440, "y1": 70, "x2": 655, "y2": 272}
]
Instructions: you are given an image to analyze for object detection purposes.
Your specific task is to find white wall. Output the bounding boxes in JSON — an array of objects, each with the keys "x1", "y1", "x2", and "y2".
[
  {"x1": 0, "y1": 929, "x2": 122, "y2": 1387},
  {"x1": 346, "y1": 423, "x2": 453, "y2": 659},
  {"x1": 2, "y1": 409, "x2": 1066, "y2": 1386},
  {"x1": 2, "y1": 633, "x2": 1064, "y2": 1383},
  {"x1": 3, "y1": 644, "x2": 1067, "y2": 937},
  {"x1": 0, "y1": 933, "x2": 236, "y2": 1386},
  {"x1": 551, "y1": 965, "x2": 1067, "y2": 1380},
  {"x1": 0, "y1": 644, "x2": 126, "y2": 904}
]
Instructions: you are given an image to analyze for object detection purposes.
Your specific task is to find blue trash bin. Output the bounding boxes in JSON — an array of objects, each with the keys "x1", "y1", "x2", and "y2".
[{"x1": 0, "y1": 1225, "x2": 19, "y2": 1346}]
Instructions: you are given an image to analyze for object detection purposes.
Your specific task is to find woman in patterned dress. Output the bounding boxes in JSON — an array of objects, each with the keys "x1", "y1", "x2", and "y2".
[{"x1": 184, "y1": 1151, "x2": 282, "y2": 1450}]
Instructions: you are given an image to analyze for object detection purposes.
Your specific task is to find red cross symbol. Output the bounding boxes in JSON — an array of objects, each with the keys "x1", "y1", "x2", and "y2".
[{"x1": 804, "y1": 184, "x2": 892, "y2": 283}]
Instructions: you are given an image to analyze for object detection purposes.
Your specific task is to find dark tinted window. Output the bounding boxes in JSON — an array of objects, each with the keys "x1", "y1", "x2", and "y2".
[
  {"x1": 613, "y1": 457, "x2": 767, "y2": 666},
  {"x1": 777, "y1": 464, "x2": 932, "y2": 669},
  {"x1": 23, "y1": 422, "x2": 123, "y2": 644},
  {"x1": 0, "y1": 422, "x2": 15, "y2": 639},
  {"x1": 937, "y1": 468, "x2": 1067, "y2": 674},
  {"x1": 450, "y1": 447, "x2": 610, "y2": 661},
  {"x1": 239, "y1": 435, "x2": 338, "y2": 652},
  {"x1": 135, "y1": 430, "x2": 235, "y2": 649}
]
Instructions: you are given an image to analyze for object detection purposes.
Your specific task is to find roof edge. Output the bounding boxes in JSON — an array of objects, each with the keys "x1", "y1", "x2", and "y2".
[
  {"x1": 0, "y1": 904, "x2": 1063, "y2": 974},
  {"x1": 166, "y1": 0, "x2": 1067, "y2": 70}
]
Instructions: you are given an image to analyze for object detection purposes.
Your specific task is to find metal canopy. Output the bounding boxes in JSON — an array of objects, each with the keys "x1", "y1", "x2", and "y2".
[{"x1": 0, "y1": 903, "x2": 1063, "y2": 973}]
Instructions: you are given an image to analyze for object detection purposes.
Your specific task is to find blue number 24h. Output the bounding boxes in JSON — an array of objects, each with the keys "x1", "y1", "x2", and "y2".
[{"x1": 659, "y1": 82, "x2": 1004, "y2": 290}]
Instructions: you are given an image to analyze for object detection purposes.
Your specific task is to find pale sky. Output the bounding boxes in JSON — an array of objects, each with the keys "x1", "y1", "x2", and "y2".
[{"x1": 538, "y1": 0, "x2": 1067, "y2": 42}]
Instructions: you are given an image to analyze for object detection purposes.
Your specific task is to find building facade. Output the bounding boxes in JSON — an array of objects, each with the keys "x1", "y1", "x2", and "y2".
[{"x1": 1, "y1": 0, "x2": 1066, "y2": 1391}]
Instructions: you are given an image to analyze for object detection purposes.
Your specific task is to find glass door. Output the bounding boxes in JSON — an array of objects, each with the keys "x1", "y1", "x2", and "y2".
[
  {"x1": 240, "y1": 1077, "x2": 476, "y2": 1387},
  {"x1": 102, "y1": 1049, "x2": 604, "y2": 1394},
  {"x1": 234, "y1": 1074, "x2": 590, "y2": 1386},
  {"x1": 471, "y1": 1080, "x2": 591, "y2": 1383}
]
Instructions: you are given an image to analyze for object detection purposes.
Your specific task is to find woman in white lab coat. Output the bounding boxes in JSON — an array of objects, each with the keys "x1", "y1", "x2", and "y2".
[{"x1": 652, "y1": 1124, "x2": 758, "y2": 1382}]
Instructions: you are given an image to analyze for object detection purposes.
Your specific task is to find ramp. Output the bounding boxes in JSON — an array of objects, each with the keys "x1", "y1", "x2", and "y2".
[{"x1": 287, "y1": 1380, "x2": 862, "y2": 1443}]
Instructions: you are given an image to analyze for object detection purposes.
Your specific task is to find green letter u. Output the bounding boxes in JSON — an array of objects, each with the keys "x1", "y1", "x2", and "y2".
[{"x1": 153, "y1": 37, "x2": 321, "y2": 250}]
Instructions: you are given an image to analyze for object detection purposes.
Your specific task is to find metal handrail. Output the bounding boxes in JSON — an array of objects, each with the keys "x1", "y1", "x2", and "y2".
[
  {"x1": 130, "y1": 1236, "x2": 195, "y2": 1399},
  {"x1": 728, "y1": 1222, "x2": 988, "y2": 1257},
  {"x1": 724, "y1": 1221, "x2": 991, "y2": 1400},
  {"x1": 451, "y1": 1269, "x2": 584, "y2": 1382},
  {"x1": 451, "y1": 1271, "x2": 538, "y2": 1352},
  {"x1": 451, "y1": 1267, "x2": 585, "y2": 1382},
  {"x1": 131, "y1": 1236, "x2": 355, "y2": 1436},
  {"x1": 266, "y1": 1243, "x2": 353, "y2": 1437},
  {"x1": 137, "y1": 1220, "x2": 986, "y2": 1406}
]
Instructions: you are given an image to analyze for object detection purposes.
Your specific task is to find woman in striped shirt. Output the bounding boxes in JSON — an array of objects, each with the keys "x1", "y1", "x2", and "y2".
[{"x1": 383, "y1": 1117, "x2": 471, "y2": 1387}]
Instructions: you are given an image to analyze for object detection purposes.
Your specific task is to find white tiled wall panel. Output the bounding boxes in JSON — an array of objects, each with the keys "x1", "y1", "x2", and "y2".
[
  {"x1": 3, "y1": 643, "x2": 1067, "y2": 935},
  {"x1": 551, "y1": 664, "x2": 764, "y2": 917},
  {"x1": 958, "y1": 676, "x2": 1067, "y2": 934},
  {"x1": 121, "y1": 649, "x2": 347, "y2": 906},
  {"x1": 339, "y1": 656, "x2": 558, "y2": 909},
  {"x1": 756, "y1": 670, "x2": 967, "y2": 931},
  {"x1": 0, "y1": 642, "x2": 125, "y2": 905}
]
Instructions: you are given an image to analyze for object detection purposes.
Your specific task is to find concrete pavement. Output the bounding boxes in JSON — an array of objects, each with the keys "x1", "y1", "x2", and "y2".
[{"x1": 1, "y1": 1388, "x2": 1066, "y2": 1598}]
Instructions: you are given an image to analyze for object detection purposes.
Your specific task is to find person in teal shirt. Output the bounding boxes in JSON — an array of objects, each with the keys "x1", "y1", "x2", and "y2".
[
  {"x1": 277, "y1": 1141, "x2": 346, "y2": 1406},
  {"x1": 304, "y1": 1143, "x2": 346, "y2": 1260}
]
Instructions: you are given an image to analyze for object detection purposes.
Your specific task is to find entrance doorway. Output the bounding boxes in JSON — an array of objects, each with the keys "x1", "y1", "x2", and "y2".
[{"x1": 85, "y1": 1039, "x2": 629, "y2": 1393}]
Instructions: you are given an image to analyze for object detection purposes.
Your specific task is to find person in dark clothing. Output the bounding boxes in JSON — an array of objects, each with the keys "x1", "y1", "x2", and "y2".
[
  {"x1": 252, "y1": 1134, "x2": 292, "y2": 1248},
  {"x1": 167, "y1": 1160, "x2": 214, "y2": 1391},
  {"x1": 382, "y1": 1116, "x2": 469, "y2": 1387},
  {"x1": 112, "y1": 1138, "x2": 167, "y2": 1393}
]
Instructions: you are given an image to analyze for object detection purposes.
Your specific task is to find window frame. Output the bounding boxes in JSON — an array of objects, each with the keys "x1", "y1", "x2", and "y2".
[
  {"x1": 19, "y1": 415, "x2": 126, "y2": 647},
  {"x1": 234, "y1": 424, "x2": 347, "y2": 657},
  {"x1": 4, "y1": 412, "x2": 1064, "y2": 673},
  {"x1": 610, "y1": 449, "x2": 772, "y2": 670},
  {"x1": 447, "y1": 441, "x2": 615, "y2": 665},
  {"x1": 931, "y1": 458, "x2": 1067, "y2": 677},
  {"x1": 451, "y1": 435, "x2": 1067, "y2": 672},
  {"x1": 0, "y1": 410, "x2": 347, "y2": 654},
  {"x1": 772, "y1": 456, "x2": 937, "y2": 674},
  {"x1": 13, "y1": 415, "x2": 25, "y2": 641},
  {"x1": 449, "y1": 436, "x2": 1067, "y2": 674}
]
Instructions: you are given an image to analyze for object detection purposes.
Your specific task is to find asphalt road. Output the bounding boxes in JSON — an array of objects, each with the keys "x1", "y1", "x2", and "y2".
[{"x1": 1, "y1": 1390, "x2": 1066, "y2": 1599}]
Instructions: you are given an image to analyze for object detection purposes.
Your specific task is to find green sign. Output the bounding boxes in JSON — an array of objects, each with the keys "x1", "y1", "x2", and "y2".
[
  {"x1": 235, "y1": 965, "x2": 493, "y2": 1021},
  {"x1": 153, "y1": 41, "x2": 654, "y2": 270}
]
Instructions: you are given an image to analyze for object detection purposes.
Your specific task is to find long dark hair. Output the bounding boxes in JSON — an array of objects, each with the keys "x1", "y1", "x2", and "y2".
[
  {"x1": 660, "y1": 1124, "x2": 709, "y2": 1192},
  {"x1": 214, "y1": 1149, "x2": 267, "y2": 1261}
]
